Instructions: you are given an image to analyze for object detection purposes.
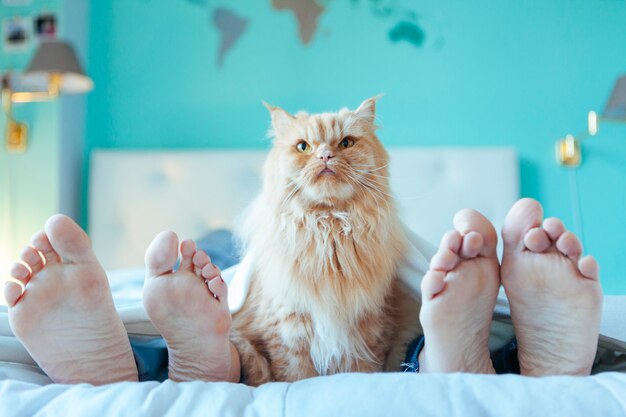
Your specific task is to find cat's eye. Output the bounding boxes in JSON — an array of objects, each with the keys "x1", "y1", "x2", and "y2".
[
  {"x1": 339, "y1": 137, "x2": 355, "y2": 149},
  {"x1": 296, "y1": 141, "x2": 312, "y2": 154}
]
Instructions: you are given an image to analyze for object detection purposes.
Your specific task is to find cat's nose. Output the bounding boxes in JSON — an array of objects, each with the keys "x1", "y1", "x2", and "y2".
[{"x1": 319, "y1": 150, "x2": 334, "y2": 163}]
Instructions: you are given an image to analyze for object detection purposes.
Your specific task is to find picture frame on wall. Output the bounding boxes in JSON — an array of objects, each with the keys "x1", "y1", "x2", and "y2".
[
  {"x1": 3, "y1": 16, "x2": 31, "y2": 52},
  {"x1": 34, "y1": 13, "x2": 57, "y2": 39}
]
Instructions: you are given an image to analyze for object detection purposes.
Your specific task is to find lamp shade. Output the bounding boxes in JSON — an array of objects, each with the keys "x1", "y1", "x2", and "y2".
[
  {"x1": 22, "y1": 40, "x2": 93, "y2": 94},
  {"x1": 602, "y1": 75, "x2": 626, "y2": 120}
]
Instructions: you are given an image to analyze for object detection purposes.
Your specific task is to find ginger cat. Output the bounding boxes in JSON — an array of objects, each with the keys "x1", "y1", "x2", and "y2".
[{"x1": 231, "y1": 97, "x2": 421, "y2": 385}]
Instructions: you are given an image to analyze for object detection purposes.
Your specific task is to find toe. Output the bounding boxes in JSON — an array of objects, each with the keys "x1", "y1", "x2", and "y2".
[
  {"x1": 3, "y1": 281, "x2": 23, "y2": 307},
  {"x1": 556, "y1": 232, "x2": 583, "y2": 262},
  {"x1": 201, "y1": 263, "x2": 221, "y2": 281},
  {"x1": 193, "y1": 250, "x2": 211, "y2": 268},
  {"x1": 578, "y1": 255, "x2": 600, "y2": 281},
  {"x1": 31, "y1": 231, "x2": 60, "y2": 265},
  {"x1": 430, "y1": 248, "x2": 459, "y2": 271},
  {"x1": 207, "y1": 276, "x2": 228, "y2": 301},
  {"x1": 502, "y1": 198, "x2": 543, "y2": 253},
  {"x1": 193, "y1": 250, "x2": 211, "y2": 275},
  {"x1": 440, "y1": 230, "x2": 462, "y2": 253},
  {"x1": 523, "y1": 228, "x2": 552, "y2": 252},
  {"x1": 145, "y1": 231, "x2": 179, "y2": 277},
  {"x1": 10, "y1": 262, "x2": 31, "y2": 285},
  {"x1": 19, "y1": 246, "x2": 45, "y2": 274},
  {"x1": 178, "y1": 239, "x2": 197, "y2": 271},
  {"x1": 543, "y1": 217, "x2": 566, "y2": 241},
  {"x1": 421, "y1": 270, "x2": 446, "y2": 300},
  {"x1": 460, "y1": 232, "x2": 483, "y2": 259},
  {"x1": 453, "y1": 208, "x2": 497, "y2": 257},
  {"x1": 5, "y1": 262, "x2": 30, "y2": 306},
  {"x1": 44, "y1": 215, "x2": 96, "y2": 264}
]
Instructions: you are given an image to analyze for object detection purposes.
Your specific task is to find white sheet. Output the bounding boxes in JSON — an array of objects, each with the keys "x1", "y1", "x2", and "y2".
[
  {"x1": 2, "y1": 255, "x2": 626, "y2": 416},
  {"x1": 1, "y1": 371, "x2": 626, "y2": 417}
]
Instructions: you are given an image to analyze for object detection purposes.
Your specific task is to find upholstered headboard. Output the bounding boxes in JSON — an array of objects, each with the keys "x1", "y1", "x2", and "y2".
[{"x1": 89, "y1": 147, "x2": 519, "y2": 270}]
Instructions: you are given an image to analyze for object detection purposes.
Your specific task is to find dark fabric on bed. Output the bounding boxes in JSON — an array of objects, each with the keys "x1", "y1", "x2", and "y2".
[
  {"x1": 402, "y1": 336, "x2": 425, "y2": 372},
  {"x1": 490, "y1": 338, "x2": 520, "y2": 374},
  {"x1": 402, "y1": 336, "x2": 520, "y2": 374},
  {"x1": 131, "y1": 337, "x2": 168, "y2": 382},
  {"x1": 195, "y1": 229, "x2": 240, "y2": 270}
]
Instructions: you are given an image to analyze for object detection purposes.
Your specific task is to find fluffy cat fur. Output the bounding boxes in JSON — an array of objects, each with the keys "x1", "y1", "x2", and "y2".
[{"x1": 230, "y1": 97, "x2": 421, "y2": 385}]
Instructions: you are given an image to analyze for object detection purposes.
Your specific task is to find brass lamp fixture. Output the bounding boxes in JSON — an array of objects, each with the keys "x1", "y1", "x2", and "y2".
[
  {"x1": 556, "y1": 75, "x2": 626, "y2": 167},
  {"x1": 1, "y1": 40, "x2": 93, "y2": 153}
]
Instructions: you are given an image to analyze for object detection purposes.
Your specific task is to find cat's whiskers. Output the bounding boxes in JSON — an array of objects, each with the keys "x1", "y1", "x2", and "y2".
[
  {"x1": 353, "y1": 170, "x2": 389, "y2": 180},
  {"x1": 359, "y1": 181, "x2": 393, "y2": 213},
  {"x1": 351, "y1": 172, "x2": 394, "y2": 200},
  {"x1": 360, "y1": 185, "x2": 384, "y2": 215},
  {"x1": 347, "y1": 170, "x2": 379, "y2": 200},
  {"x1": 345, "y1": 170, "x2": 388, "y2": 212},
  {"x1": 360, "y1": 181, "x2": 389, "y2": 207},
  {"x1": 280, "y1": 178, "x2": 299, "y2": 193},
  {"x1": 350, "y1": 162, "x2": 390, "y2": 174},
  {"x1": 367, "y1": 163, "x2": 390, "y2": 173},
  {"x1": 284, "y1": 185, "x2": 302, "y2": 204},
  {"x1": 281, "y1": 176, "x2": 304, "y2": 205},
  {"x1": 350, "y1": 160, "x2": 389, "y2": 168},
  {"x1": 281, "y1": 178, "x2": 297, "y2": 190},
  {"x1": 349, "y1": 177, "x2": 383, "y2": 215},
  {"x1": 342, "y1": 161, "x2": 396, "y2": 208},
  {"x1": 344, "y1": 164, "x2": 382, "y2": 187}
]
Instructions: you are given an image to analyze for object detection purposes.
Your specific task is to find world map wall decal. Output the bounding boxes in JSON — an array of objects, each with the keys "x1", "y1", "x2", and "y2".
[
  {"x1": 187, "y1": 0, "x2": 428, "y2": 68},
  {"x1": 212, "y1": 8, "x2": 249, "y2": 68}
]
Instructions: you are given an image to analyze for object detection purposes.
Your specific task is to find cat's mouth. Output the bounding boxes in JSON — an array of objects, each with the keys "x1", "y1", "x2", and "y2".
[{"x1": 319, "y1": 167, "x2": 336, "y2": 176}]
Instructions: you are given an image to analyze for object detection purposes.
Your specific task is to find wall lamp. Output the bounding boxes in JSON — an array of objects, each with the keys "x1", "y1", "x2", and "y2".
[
  {"x1": 1, "y1": 40, "x2": 93, "y2": 153},
  {"x1": 556, "y1": 76, "x2": 626, "y2": 167}
]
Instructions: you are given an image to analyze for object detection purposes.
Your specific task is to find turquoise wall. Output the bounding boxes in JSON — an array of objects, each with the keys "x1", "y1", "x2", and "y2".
[{"x1": 80, "y1": 0, "x2": 622, "y2": 294}]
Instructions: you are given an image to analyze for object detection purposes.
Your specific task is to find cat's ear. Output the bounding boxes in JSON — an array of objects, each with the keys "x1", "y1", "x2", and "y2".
[
  {"x1": 263, "y1": 100, "x2": 295, "y2": 133},
  {"x1": 354, "y1": 95, "x2": 383, "y2": 124}
]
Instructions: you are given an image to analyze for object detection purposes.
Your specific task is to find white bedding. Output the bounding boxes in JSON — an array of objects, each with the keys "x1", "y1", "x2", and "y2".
[
  {"x1": 2, "y1": 258, "x2": 626, "y2": 416},
  {"x1": 2, "y1": 372, "x2": 626, "y2": 417}
]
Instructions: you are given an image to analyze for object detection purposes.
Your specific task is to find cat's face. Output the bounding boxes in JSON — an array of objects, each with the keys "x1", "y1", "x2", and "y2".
[{"x1": 265, "y1": 97, "x2": 389, "y2": 207}]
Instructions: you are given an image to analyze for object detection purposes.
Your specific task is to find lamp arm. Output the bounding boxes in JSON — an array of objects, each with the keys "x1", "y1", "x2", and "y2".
[
  {"x1": 1, "y1": 73, "x2": 30, "y2": 153},
  {"x1": 1, "y1": 75, "x2": 11, "y2": 114},
  {"x1": 8, "y1": 73, "x2": 62, "y2": 103}
]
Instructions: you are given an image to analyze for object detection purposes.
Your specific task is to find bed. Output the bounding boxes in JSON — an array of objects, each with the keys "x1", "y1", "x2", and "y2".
[{"x1": 1, "y1": 147, "x2": 625, "y2": 416}]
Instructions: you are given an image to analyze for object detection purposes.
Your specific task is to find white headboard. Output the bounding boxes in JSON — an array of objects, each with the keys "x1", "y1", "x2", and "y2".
[{"x1": 89, "y1": 147, "x2": 519, "y2": 270}]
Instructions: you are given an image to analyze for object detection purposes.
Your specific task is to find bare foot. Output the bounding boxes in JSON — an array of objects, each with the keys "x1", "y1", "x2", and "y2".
[
  {"x1": 418, "y1": 209, "x2": 500, "y2": 374},
  {"x1": 501, "y1": 198, "x2": 603, "y2": 376},
  {"x1": 3, "y1": 215, "x2": 138, "y2": 384},
  {"x1": 143, "y1": 231, "x2": 240, "y2": 382}
]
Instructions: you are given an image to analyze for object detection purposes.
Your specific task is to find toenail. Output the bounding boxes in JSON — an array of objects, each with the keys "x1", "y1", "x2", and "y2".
[{"x1": 5, "y1": 278, "x2": 25, "y2": 291}]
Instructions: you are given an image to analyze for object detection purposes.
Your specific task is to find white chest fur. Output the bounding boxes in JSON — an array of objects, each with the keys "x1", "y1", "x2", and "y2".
[{"x1": 255, "y1": 211, "x2": 394, "y2": 374}]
